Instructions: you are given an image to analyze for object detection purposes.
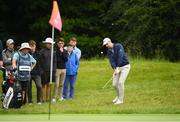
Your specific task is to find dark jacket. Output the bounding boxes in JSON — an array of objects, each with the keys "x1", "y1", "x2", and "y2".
[
  {"x1": 30, "y1": 51, "x2": 41, "y2": 75},
  {"x1": 56, "y1": 48, "x2": 68, "y2": 69},
  {"x1": 40, "y1": 48, "x2": 56, "y2": 72},
  {"x1": 107, "y1": 43, "x2": 129, "y2": 69}
]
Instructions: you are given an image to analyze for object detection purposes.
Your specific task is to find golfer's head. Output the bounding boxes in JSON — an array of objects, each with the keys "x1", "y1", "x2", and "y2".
[{"x1": 103, "y1": 38, "x2": 112, "y2": 48}]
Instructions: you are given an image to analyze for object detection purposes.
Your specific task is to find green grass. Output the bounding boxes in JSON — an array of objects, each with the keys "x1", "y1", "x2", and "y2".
[
  {"x1": 0, "y1": 114, "x2": 180, "y2": 122},
  {"x1": 0, "y1": 58, "x2": 180, "y2": 114}
]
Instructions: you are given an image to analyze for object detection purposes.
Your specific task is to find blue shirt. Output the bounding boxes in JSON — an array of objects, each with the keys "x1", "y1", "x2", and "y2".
[{"x1": 13, "y1": 52, "x2": 36, "y2": 65}]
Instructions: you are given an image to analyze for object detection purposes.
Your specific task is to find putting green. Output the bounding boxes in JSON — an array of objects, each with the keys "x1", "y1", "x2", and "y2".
[{"x1": 0, "y1": 114, "x2": 180, "y2": 122}]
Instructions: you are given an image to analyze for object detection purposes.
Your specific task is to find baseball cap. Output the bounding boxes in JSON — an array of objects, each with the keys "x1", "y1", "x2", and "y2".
[
  {"x1": 102, "y1": 38, "x2": 111, "y2": 46},
  {"x1": 6, "y1": 39, "x2": 14, "y2": 45}
]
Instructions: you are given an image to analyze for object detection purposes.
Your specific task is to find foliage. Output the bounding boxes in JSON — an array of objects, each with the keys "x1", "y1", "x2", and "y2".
[
  {"x1": 101, "y1": 0, "x2": 180, "y2": 61},
  {"x1": 0, "y1": 0, "x2": 179, "y2": 61}
]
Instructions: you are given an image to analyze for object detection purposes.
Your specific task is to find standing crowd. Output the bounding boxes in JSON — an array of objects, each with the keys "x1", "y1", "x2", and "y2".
[
  {"x1": 0, "y1": 37, "x2": 81, "y2": 105},
  {"x1": 0, "y1": 37, "x2": 130, "y2": 106}
]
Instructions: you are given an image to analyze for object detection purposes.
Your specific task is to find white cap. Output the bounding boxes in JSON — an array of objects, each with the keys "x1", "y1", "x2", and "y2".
[
  {"x1": 43, "y1": 37, "x2": 55, "y2": 44},
  {"x1": 6, "y1": 39, "x2": 14, "y2": 45},
  {"x1": 19, "y1": 43, "x2": 31, "y2": 50},
  {"x1": 102, "y1": 37, "x2": 111, "y2": 46}
]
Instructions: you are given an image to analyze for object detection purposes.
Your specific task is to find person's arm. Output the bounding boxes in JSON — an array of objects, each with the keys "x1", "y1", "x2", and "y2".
[
  {"x1": 39, "y1": 49, "x2": 44, "y2": 72},
  {"x1": 77, "y1": 48, "x2": 81, "y2": 60},
  {"x1": 29, "y1": 54, "x2": 36, "y2": 70},
  {"x1": 107, "y1": 49, "x2": 116, "y2": 69},
  {"x1": 53, "y1": 51, "x2": 57, "y2": 71},
  {"x1": 12, "y1": 53, "x2": 18, "y2": 69},
  {"x1": 75, "y1": 54, "x2": 79, "y2": 71},
  {"x1": 63, "y1": 49, "x2": 68, "y2": 62}
]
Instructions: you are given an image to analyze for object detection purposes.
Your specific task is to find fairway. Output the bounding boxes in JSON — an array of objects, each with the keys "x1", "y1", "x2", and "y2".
[
  {"x1": 0, "y1": 59, "x2": 180, "y2": 114},
  {"x1": 0, "y1": 114, "x2": 180, "y2": 122}
]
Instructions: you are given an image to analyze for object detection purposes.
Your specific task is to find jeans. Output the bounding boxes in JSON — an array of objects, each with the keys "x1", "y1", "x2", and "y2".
[
  {"x1": 28, "y1": 75, "x2": 42, "y2": 103},
  {"x1": 63, "y1": 75, "x2": 76, "y2": 99}
]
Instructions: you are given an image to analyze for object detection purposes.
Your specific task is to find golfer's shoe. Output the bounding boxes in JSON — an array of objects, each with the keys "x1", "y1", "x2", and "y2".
[
  {"x1": 112, "y1": 97, "x2": 118, "y2": 103},
  {"x1": 114, "y1": 100, "x2": 123, "y2": 105}
]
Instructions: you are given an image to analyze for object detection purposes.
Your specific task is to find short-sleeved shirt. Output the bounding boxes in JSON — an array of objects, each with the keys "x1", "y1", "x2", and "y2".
[{"x1": 13, "y1": 51, "x2": 36, "y2": 65}]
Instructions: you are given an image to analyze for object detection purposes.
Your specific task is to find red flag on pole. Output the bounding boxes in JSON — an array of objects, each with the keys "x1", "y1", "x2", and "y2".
[{"x1": 49, "y1": 0, "x2": 62, "y2": 31}]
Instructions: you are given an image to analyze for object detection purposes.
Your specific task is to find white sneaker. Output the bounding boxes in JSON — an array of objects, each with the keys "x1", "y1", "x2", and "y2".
[
  {"x1": 52, "y1": 98, "x2": 56, "y2": 103},
  {"x1": 112, "y1": 97, "x2": 118, "y2": 103},
  {"x1": 114, "y1": 100, "x2": 123, "y2": 105},
  {"x1": 37, "y1": 102, "x2": 42, "y2": 105},
  {"x1": 58, "y1": 97, "x2": 65, "y2": 101}
]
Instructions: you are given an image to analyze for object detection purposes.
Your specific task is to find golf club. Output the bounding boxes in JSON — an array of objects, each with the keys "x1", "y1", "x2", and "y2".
[{"x1": 102, "y1": 76, "x2": 113, "y2": 89}]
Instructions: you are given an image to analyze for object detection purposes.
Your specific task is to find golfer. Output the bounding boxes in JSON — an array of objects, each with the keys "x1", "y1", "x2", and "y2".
[{"x1": 103, "y1": 38, "x2": 130, "y2": 105}]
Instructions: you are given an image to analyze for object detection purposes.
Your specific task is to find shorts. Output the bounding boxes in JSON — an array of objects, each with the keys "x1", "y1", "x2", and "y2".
[{"x1": 41, "y1": 71, "x2": 55, "y2": 85}]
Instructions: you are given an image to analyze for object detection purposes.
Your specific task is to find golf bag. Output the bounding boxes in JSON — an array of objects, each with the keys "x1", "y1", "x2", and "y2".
[{"x1": 1, "y1": 68, "x2": 23, "y2": 109}]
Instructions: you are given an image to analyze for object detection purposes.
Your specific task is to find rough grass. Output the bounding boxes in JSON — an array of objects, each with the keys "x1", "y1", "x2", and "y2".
[{"x1": 0, "y1": 58, "x2": 180, "y2": 114}]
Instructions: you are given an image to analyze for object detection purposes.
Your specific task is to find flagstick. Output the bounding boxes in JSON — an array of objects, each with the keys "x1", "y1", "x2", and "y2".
[{"x1": 48, "y1": 26, "x2": 55, "y2": 120}]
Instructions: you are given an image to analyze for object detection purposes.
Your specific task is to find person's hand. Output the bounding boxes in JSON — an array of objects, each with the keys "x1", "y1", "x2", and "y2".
[
  {"x1": 60, "y1": 47, "x2": 63, "y2": 52},
  {"x1": 13, "y1": 65, "x2": 17, "y2": 70},
  {"x1": 114, "y1": 67, "x2": 121, "y2": 75}
]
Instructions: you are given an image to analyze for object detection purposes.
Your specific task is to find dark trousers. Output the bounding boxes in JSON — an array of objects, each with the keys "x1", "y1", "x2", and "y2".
[{"x1": 28, "y1": 75, "x2": 42, "y2": 103}]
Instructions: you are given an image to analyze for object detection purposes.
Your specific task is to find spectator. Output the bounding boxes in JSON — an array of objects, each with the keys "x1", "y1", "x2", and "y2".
[
  {"x1": 52, "y1": 38, "x2": 68, "y2": 102},
  {"x1": 69, "y1": 37, "x2": 81, "y2": 60},
  {"x1": 12, "y1": 42, "x2": 36, "y2": 104},
  {"x1": 103, "y1": 38, "x2": 130, "y2": 105},
  {"x1": 2, "y1": 39, "x2": 15, "y2": 71},
  {"x1": 40, "y1": 38, "x2": 56, "y2": 102},
  {"x1": 63, "y1": 43, "x2": 79, "y2": 100},
  {"x1": 28, "y1": 40, "x2": 42, "y2": 105}
]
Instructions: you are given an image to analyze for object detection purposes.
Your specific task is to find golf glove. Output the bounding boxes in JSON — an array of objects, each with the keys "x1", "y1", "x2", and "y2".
[{"x1": 114, "y1": 67, "x2": 121, "y2": 75}]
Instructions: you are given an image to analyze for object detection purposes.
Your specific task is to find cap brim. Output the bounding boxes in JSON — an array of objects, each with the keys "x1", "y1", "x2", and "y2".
[
  {"x1": 19, "y1": 47, "x2": 31, "y2": 51},
  {"x1": 102, "y1": 42, "x2": 108, "y2": 46},
  {"x1": 43, "y1": 41, "x2": 55, "y2": 44}
]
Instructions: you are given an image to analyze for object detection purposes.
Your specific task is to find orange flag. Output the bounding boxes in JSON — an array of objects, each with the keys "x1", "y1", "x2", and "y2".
[{"x1": 49, "y1": 0, "x2": 62, "y2": 31}]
